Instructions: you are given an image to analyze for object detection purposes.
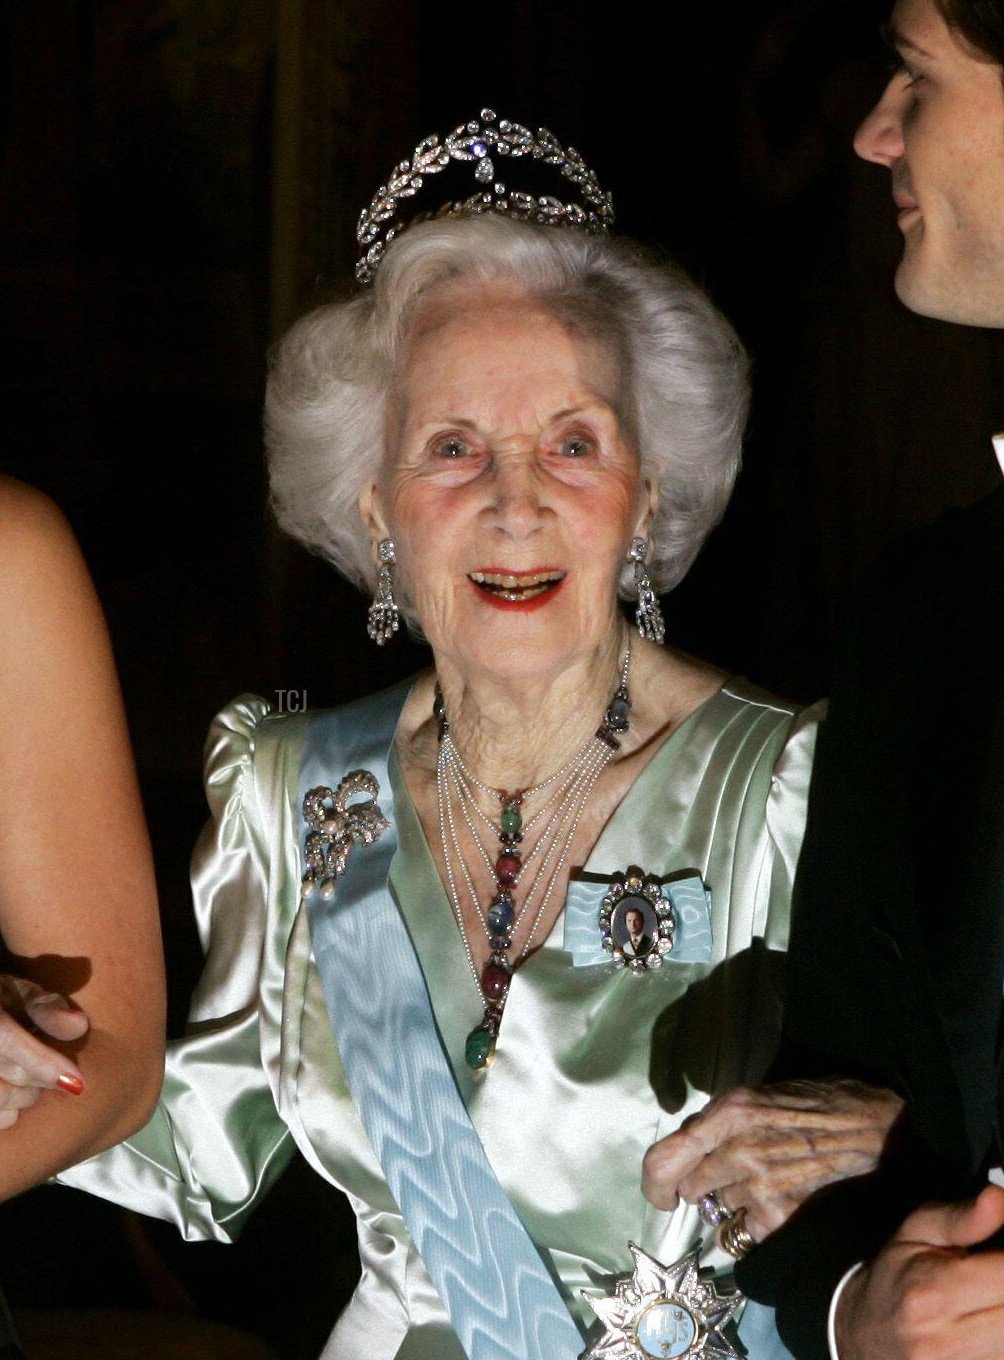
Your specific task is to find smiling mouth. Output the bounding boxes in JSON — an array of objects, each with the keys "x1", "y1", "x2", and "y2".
[{"x1": 468, "y1": 569, "x2": 566, "y2": 603}]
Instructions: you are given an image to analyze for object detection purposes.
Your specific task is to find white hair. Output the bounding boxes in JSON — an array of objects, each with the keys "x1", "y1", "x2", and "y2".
[{"x1": 266, "y1": 213, "x2": 748, "y2": 604}]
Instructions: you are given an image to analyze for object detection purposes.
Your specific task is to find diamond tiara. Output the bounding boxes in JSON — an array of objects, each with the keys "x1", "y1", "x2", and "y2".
[{"x1": 355, "y1": 108, "x2": 615, "y2": 284}]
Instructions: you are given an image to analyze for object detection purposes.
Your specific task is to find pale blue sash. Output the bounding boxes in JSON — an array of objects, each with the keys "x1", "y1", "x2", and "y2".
[{"x1": 299, "y1": 684, "x2": 585, "y2": 1360}]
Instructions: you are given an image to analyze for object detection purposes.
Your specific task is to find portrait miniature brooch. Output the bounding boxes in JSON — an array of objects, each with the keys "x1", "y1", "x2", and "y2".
[
  {"x1": 599, "y1": 872, "x2": 675, "y2": 971},
  {"x1": 564, "y1": 869, "x2": 713, "y2": 971}
]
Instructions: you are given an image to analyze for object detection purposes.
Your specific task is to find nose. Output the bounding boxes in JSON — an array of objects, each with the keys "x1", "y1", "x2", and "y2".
[
  {"x1": 487, "y1": 453, "x2": 546, "y2": 538},
  {"x1": 853, "y1": 79, "x2": 906, "y2": 167}
]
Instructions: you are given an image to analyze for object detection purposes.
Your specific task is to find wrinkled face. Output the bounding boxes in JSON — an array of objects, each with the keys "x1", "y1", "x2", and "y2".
[
  {"x1": 362, "y1": 287, "x2": 654, "y2": 684},
  {"x1": 854, "y1": 0, "x2": 1004, "y2": 325},
  {"x1": 625, "y1": 908, "x2": 644, "y2": 937}
]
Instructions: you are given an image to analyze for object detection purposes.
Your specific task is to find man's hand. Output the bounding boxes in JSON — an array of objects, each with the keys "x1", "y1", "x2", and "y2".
[{"x1": 836, "y1": 1185, "x2": 1004, "y2": 1360}]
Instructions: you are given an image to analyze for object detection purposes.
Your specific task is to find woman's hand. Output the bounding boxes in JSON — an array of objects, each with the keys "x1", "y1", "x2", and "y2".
[
  {"x1": 642, "y1": 1079, "x2": 905, "y2": 1242},
  {"x1": 0, "y1": 975, "x2": 88, "y2": 1128}
]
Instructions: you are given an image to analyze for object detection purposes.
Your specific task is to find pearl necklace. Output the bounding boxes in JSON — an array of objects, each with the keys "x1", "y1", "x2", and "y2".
[{"x1": 435, "y1": 642, "x2": 632, "y2": 1070}]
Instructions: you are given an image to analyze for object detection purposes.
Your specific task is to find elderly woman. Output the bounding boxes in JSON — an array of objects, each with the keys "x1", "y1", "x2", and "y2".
[{"x1": 57, "y1": 115, "x2": 894, "y2": 1360}]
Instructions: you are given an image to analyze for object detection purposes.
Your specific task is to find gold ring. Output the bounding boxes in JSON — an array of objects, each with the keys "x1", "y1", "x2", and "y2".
[{"x1": 716, "y1": 1206, "x2": 755, "y2": 1258}]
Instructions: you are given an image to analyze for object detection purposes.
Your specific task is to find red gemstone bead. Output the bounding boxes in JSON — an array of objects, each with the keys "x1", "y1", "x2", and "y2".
[
  {"x1": 495, "y1": 852, "x2": 521, "y2": 886},
  {"x1": 481, "y1": 962, "x2": 511, "y2": 1001}
]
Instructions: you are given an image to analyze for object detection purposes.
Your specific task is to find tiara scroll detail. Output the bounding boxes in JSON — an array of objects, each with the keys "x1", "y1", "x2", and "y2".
[{"x1": 356, "y1": 109, "x2": 615, "y2": 284}]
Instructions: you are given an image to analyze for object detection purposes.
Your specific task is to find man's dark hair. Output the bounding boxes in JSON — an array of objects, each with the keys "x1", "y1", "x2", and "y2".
[{"x1": 937, "y1": 0, "x2": 1004, "y2": 63}]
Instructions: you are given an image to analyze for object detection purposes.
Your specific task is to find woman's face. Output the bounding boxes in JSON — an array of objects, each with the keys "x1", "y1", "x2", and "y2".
[{"x1": 362, "y1": 287, "x2": 655, "y2": 684}]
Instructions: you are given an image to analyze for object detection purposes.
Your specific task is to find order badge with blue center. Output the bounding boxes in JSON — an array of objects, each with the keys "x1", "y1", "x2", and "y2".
[{"x1": 582, "y1": 1244, "x2": 743, "y2": 1359}]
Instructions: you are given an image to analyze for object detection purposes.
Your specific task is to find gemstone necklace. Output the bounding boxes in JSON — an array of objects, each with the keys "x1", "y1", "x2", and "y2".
[{"x1": 435, "y1": 640, "x2": 632, "y2": 1070}]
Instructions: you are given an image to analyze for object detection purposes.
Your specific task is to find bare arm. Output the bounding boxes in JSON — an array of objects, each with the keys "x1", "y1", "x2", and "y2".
[{"x1": 0, "y1": 478, "x2": 165, "y2": 1198}]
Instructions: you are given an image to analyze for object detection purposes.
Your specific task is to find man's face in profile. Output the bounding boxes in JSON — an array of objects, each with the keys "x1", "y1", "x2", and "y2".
[{"x1": 855, "y1": 0, "x2": 1004, "y2": 326}]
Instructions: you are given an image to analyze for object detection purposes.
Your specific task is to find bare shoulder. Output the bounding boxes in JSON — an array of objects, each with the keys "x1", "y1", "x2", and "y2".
[
  {"x1": 0, "y1": 479, "x2": 112, "y2": 702},
  {"x1": 0, "y1": 475, "x2": 74, "y2": 541},
  {"x1": 0, "y1": 478, "x2": 87, "y2": 598}
]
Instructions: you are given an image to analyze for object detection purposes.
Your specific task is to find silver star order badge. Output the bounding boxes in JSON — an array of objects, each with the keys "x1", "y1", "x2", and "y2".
[{"x1": 582, "y1": 1244, "x2": 744, "y2": 1360}]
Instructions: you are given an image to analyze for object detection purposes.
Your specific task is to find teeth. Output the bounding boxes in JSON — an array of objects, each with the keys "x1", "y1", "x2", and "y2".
[
  {"x1": 468, "y1": 570, "x2": 564, "y2": 602},
  {"x1": 469, "y1": 571, "x2": 562, "y2": 587}
]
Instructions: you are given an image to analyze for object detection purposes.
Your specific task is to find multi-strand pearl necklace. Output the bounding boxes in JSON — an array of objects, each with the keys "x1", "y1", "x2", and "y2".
[{"x1": 435, "y1": 642, "x2": 633, "y2": 1070}]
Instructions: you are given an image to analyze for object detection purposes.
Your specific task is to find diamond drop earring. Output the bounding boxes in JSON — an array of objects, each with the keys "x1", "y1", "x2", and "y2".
[
  {"x1": 628, "y1": 538, "x2": 665, "y2": 644},
  {"x1": 367, "y1": 539, "x2": 400, "y2": 645}
]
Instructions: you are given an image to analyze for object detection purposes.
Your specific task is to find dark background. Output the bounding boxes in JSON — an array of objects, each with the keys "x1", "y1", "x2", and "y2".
[{"x1": 2, "y1": 1, "x2": 1004, "y2": 1355}]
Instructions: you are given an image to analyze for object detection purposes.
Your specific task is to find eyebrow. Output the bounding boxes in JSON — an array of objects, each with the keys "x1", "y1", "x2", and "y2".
[
  {"x1": 881, "y1": 21, "x2": 936, "y2": 60},
  {"x1": 415, "y1": 404, "x2": 604, "y2": 431}
]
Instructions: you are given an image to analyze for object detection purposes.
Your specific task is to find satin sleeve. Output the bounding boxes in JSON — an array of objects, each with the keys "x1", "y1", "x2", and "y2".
[
  {"x1": 763, "y1": 700, "x2": 824, "y2": 951},
  {"x1": 56, "y1": 696, "x2": 297, "y2": 1243}
]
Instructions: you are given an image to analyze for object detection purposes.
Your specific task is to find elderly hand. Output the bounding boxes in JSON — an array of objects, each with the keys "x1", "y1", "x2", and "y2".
[
  {"x1": 836, "y1": 1185, "x2": 1004, "y2": 1360},
  {"x1": 0, "y1": 974, "x2": 87, "y2": 1128},
  {"x1": 641, "y1": 1079, "x2": 904, "y2": 1241}
]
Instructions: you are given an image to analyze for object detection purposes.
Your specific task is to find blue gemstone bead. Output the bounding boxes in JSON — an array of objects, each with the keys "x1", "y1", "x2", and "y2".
[{"x1": 487, "y1": 896, "x2": 515, "y2": 934}]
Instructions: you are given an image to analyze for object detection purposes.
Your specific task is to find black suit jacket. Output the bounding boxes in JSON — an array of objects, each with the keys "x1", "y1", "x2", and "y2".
[{"x1": 737, "y1": 488, "x2": 1004, "y2": 1359}]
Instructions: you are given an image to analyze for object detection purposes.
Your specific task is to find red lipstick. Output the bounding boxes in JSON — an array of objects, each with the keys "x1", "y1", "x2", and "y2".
[{"x1": 467, "y1": 568, "x2": 566, "y2": 612}]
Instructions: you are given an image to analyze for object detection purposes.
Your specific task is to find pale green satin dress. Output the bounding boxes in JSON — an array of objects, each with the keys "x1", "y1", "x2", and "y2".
[{"x1": 59, "y1": 679, "x2": 817, "y2": 1360}]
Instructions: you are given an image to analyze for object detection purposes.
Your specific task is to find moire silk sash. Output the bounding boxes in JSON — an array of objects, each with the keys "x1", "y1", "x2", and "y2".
[{"x1": 299, "y1": 684, "x2": 585, "y2": 1360}]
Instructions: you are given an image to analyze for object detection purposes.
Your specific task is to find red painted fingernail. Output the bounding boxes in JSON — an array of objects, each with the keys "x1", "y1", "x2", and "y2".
[{"x1": 57, "y1": 1073, "x2": 85, "y2": 1095}]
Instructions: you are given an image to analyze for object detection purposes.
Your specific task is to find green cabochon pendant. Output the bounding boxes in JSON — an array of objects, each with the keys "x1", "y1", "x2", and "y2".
[{"x1": 464, "y1": 1023, "x2": 497, "y2": 1070}]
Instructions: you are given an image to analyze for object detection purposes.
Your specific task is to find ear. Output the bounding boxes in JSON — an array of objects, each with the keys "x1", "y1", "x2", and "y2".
[
  {"x1": 359, "y1": 480, "x2": 390, "y2": 549},
  {"x1": 634, "y1": 478, "x2": 658, "y2": 540}
]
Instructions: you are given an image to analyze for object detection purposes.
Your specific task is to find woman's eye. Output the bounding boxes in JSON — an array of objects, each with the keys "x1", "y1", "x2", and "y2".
[
  {"x1": 432, "y1": 435, "x2": 470, "y2": 459},
  {"x1": 558, "y1": 435, "x2": 593, "y2": 457}
]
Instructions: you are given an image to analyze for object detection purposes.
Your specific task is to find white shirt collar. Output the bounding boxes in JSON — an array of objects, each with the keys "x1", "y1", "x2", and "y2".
[{"x1": 993, "y1": 433, "x2": 1004, "y2": 477}]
